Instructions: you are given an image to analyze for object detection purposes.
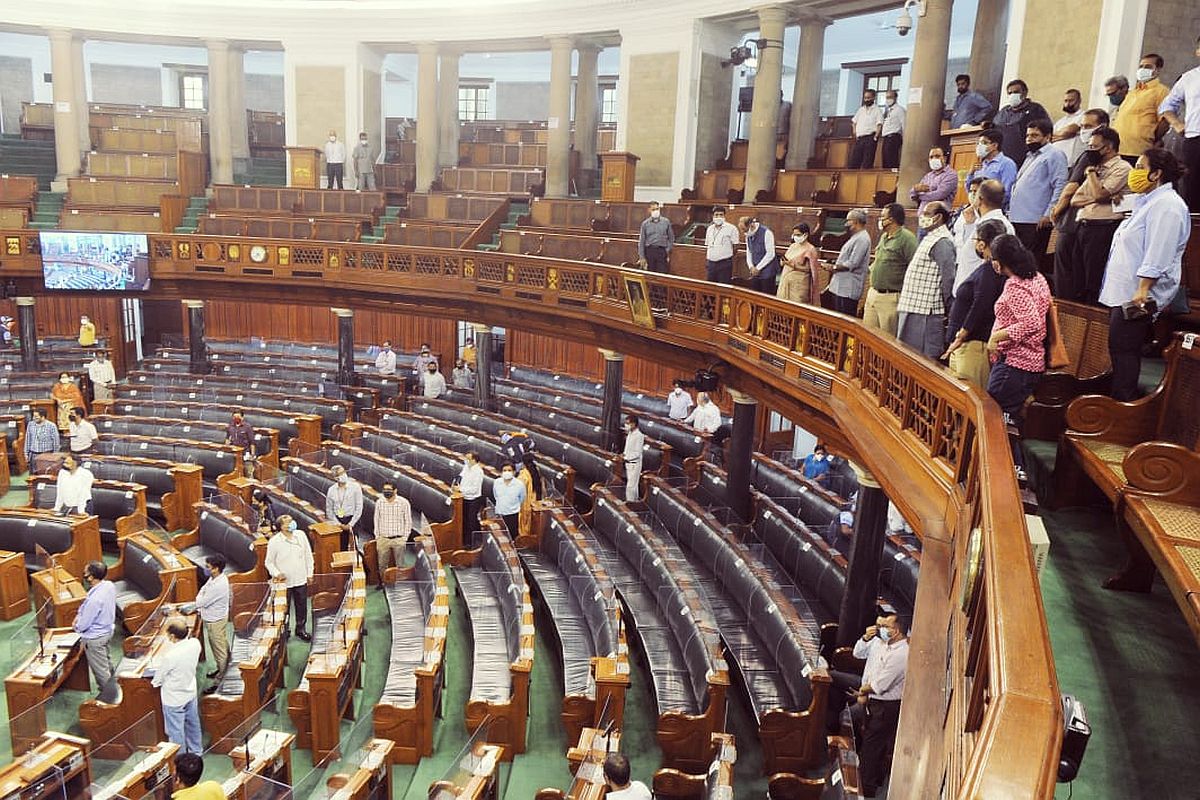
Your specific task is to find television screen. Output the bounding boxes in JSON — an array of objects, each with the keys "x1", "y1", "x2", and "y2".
[{"x1": 39, "y1": 231, "x2": 151, "y2": 291}]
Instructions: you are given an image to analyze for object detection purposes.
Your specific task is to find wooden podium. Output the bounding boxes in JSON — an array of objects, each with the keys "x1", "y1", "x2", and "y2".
[
  {"x1": 944, "y1": 125, "x2": 985, "y2": 207},
  {"x1": 600, "y1": 152, "x2": 639, "y2": 202},
  {"x1": 285, "y1": 146, "x2": 323, "y2": 189}
]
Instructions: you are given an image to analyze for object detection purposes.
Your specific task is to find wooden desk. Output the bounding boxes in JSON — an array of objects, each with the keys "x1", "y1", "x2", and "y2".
[
  {"x1": 322, "y1": 739, "x2": 394, "y2": 799},
  {"x1": 0, "y1": 732, "x2": 92, "y2": 799},
  {"x1": 224, "y1": 729, "x2": 296, "y2": 799},
  {"x1": 560, "y1": 727, "x2": 620, "y2": 799},
  {"x1": 30, "y1": 566, "x2": 85, "y2": 628},
  {"x1": 5, "y1": 628, "x2": 90, "y2": 755},
  {"x1": 0, "y1": 550, "x2": 29, "y2": 620},
  {"x1": 91, "y1": 741, "x2": 178, "y2": 800},
  {"x1": 78, "y1": 607, "x2": 201, "y2": 759},
  {"x1": 429, "y1": 742, "x2": 503, "y2": 800}
]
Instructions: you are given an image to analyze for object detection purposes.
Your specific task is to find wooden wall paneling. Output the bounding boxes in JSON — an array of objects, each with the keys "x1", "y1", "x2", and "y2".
[{"x1": 0, "y1": 296, "x2": 126, "y2": 376}]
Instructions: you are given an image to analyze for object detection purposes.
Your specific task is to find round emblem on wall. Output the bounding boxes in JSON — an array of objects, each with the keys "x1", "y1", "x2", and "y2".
[{"x1": 249, "y1": 245, "x2": 268, "y2": 263}]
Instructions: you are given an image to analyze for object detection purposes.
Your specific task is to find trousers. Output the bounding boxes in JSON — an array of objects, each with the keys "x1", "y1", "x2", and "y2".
[
  {"x1": 1012, "y1": 221, "x2": 1052, "y2": 263},
  {"x1": 705, "y1": 258, "x2": 733, "y2": 284},
  {"x1": 326, "y1": 163, "x2": 345, "y2": 190},
  {"x1": 1107, "y1": 305, "x2": 1152, "y2": 401},
  {"x1": 859, "y1": 698, "x2": 902, "y2": 793},
  {"x1": 376, "y1": 536, "x2": 406, "y2": 582},
  {"x1": 204, "y1": 619, "x2": 230, "y2": 677},
  {"x1": 357, "y1": 168, "x2": 377, "y2": 191},
  {"x1": 880, "y1": 133, "x2": 902, "y2": 169},
  {"x1": 987, "y1": 360, "x2": 1042, "y2": 469},
  {"x1": 862, "y1": 288, "x2": 900, "y2": 336},
  {"x1": 850, "y1": 135, "x2": 878, "y2": 169},
  {"x1": 831, "y1": 292, "x2": 859, "y2": 316},
  {"x1": 625, "y1": 459, "x2": 642, "y2": 503},
  {"x1": 1183, "y1": 135, "x2": 1200, "y2": 212},
  {"x1": 287, "y1": 584, "x2": 309, "y2": 635},
  {"x1": 163, "y1": 697, "x2": 203, "y2": 754},
  {"x1": 463, "y1": 496, "x2": 483, "y2": 545},
  {"x1": 948, "y1": 340, "x2": 991, "y2": 390},
  {"x1": 83, "y1": 634, "x2": 115, "y2": 692},
  {"x1": 1072, "y1": 220, "x2": 1120, "y2": 304},
  {"x1": 644, "y1": 245, "x2": 669, "y2": 273}
]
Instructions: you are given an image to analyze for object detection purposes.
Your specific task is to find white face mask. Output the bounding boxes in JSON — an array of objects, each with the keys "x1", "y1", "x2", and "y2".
[
  {"x1": 928, "y1": 158, "x2": 943, "y2": 171},
  {"x1": 712, "y1": 216, "x2": 724, "y2": 226},
  {"x1": 650, "y1": 210, "x2": 661, "y2": 218},
  {"x1": 60, "y1": 377, "x2": 71, "y2": 384},
  {"x1": 885, "y1": 97, "x2": 895, "y2": 107},
  {"x1": 337, "y1": 475, "x2": 347, "y2": 485},
  {"x1": 359, "y1": 138, "x2": 367, "y2": 144},
  {"x1": 502, "y1": 471, "x2": 513, "y2": 480},
  {"x1": 1078, "y1": 126, "x2": 1095, "y2": 143},
  {"x1": 792, "y1": 234, "x2": 807, "y2": 244},
  {"x1": 329, "y1": 136, "x2": 337, "y2": 142},
  {"x1": 919, "y1": 216, "x2": 935, "y2": 229},
  {"x1": 975, "y1": 143, "x2": 990, "y2": 159},
  {"x1": 1007, "y1": 92, "x2": 1023, "y2": 107},
  {"x1": 1136, "y1": 67, "x2": 1154, "y2": 83},
  {"x1": 878, "y1": 219, "x2": 887, "y2": 231}
]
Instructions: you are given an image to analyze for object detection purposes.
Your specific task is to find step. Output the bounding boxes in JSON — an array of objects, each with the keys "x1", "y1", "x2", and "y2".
[
  {"x1": 360, "y1": 235, "x2": 383, "y2": 244},
  {"x1": 476, "y1": 243, "x2": 499, "y2": 252},
  {"x1": 28, "y1": 221, "x2": 57, "y2": 230}
]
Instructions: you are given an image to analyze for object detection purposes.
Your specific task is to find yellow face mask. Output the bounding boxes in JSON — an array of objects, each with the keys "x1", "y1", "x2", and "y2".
[{"x1": 1127, "y1": 168, "x2": 1154, "y2": 194}]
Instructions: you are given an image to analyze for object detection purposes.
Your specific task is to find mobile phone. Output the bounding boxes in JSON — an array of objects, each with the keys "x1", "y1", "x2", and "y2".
[{"x1": 1121, "y1": 300, "x2": 1156, "y2": 320}]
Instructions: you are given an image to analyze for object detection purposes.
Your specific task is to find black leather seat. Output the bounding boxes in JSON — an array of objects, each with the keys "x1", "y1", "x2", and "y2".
[
  {"x1": 358, "y1": 429, "x2": 496, "y2": 503},
  {"x1": 750, "y1": 496, "x2": 846, "y2": 624},
  {"x1": 93, "y1": 438, "x2": 236, "y2": 491},
  {"x1": 749, "y1": 457, "x2": 843, "y2": 529},
  {"x1": 181, "y1": 508, "x2": 259, "y2": 585},
  {"x1": 455, "y1": 535, "x2": 523, "y2": 704},
  {"x1": 110, "y1": 399, "x2": 307, "y2": 453},
  {"x1": 118, "y1": 384, "x2": 348, "y2": 433},
  {"x1": 29, "y1": 479, "x2": 142, "y2": 551},
  {"x1": 380, "y1": 548, "x2": 440, "y2": 705},
  {"x1": 80, "y1": 456, "x2": 176, "y2": 523},
  {"x1": 284, "y1": 461, "x2": 379, "y2": 547},
  {"x1": 112, "y1": 537, "x2": 164, "y2": 617},
  {"x1": 322, "y1": 447, "x2": 451, "y2": 529},
  {"x1": 0, "y1": 514, "x2": 75, "y2": 571},
  {"x1": 95, "y1": 415, "x2": 274, "y2": 458}
]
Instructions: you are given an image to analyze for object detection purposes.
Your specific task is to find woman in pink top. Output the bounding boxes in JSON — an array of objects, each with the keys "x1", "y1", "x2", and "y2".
[
  {"x1": 777, "y1": 223, "x2": 821, "y2": 305},
  {"x1": 985, "y1": 234, "x2": 1050, "y2": 477}
]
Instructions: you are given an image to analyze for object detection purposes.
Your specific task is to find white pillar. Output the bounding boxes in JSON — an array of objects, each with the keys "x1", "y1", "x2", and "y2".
[
  {"x1": 1087, "y1": 0, "x2": 1150, "y2": 109},
  {"x1": 744, "y1": 5, "x2": 788, "y2": 201},
  {"x1": 968, "y1": 0, "x2": 1010, "y2": 108},
  {"x1": 206, "y1": 39, "x2": 234, "y2": 185},
  {"x1": 415, "y1": 42, "x2": 440, "y2": 191},
  {"x1": 896, "y1": 0, "x2": 954, "y2": 204},
  {"x1": 786, "y1": 15, "x2": 831, "y2": 170},
  {"x1": 71, "y1": 35, "x2": 90, "y2": 152},
  {"x1": 228, "y1": 46, "x2": 250, "y2": 166},
  {"x1": 438, "y1": 49, "x2": 460, "y2": 170},
  {"x1": 546, "y1": 35, "x2": 575, "y2": 198},
  {"x1": 574, "y1": 43, "x2": 601, "y2": 192},
  {"x1": 47, "y1": 28, "x2": 81, "y2": 188}
]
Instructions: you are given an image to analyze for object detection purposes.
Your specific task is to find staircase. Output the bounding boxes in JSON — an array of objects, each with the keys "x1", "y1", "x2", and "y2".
[
  {"x1": 27, "y1": 192, "x2": 65, "y2": 230},
  {"x1": 476, "y1": 199, "x2": 529, "y2": 252},
  {"x1": 360, "y1": 205, "x2": 402, "y2": 244},
  {"x1": 0, "y1": 134, "x2": 57, "y2": 191},
  {"x1": 232, "y1": 156, "x2": 287, "y2": 187},
  {"x1": 175, "y1": 195, "x2": 209, "y2": 233}
]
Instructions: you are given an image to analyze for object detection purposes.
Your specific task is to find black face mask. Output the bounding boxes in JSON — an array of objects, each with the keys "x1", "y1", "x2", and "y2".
[
  {"x1": 1062, "y1": 103, "x2": 1079, "y2": 113},
  {"x1": 383, "y1": 490, "x2": 395, "y2": 498},
  {"x1": 863, "y1": 99, "x2": 874, "y2": 106},
  {"x1": 1082, "y1": 148, "x2": 1103, "y2": 166},
  {"x1": 1026, "y1": 141, "x2": 1044, "y2": 153},
  {"x1": 1109, "y1": 92, "x2": 1127, "y2": 105},
  {"x1": 957, "y1": 86, "x2": 968, "y2": 94}
]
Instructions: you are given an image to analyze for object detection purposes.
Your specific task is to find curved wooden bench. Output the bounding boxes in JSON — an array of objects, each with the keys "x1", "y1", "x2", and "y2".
[
  {"x1": 78, "y1": 454, "x2": 203, "y2": 531},
  {"x1": 26, "y1": 475, "x2": 147, "y2": 552}
]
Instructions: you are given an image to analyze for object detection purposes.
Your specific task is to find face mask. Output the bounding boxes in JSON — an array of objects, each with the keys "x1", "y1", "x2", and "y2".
[
  {"x1": 814, "y1": 454, "x2": 824, "y2": 462},
  {"x1": 967, "y1": 191, "x2": 979, "y2": 206},
  {"x1": 975, "y1": 143, "x2": 990, "y2": 159},
  {"x1": 863, "y1": 98, "x2": 874, "y2": 107},
  {"x1": 232, "y1": 417, "x2": 242, "y2": 425},
  {"x1": 329, "y1": 136, "x2": 337, "y2": 142},
  {"x1": 672, "y1": 388, "x2": 681, "y2": 394},
  {"x1": 626, "y1": 425, "x2": 634, "y2": 432},
  {"x1": 1109, "y1": 91, "x2": 1127, "y2": 105},
  {"x1": 288, "y1": 521, "x2": 298, "y2": 533},
  {"x1": 928, "y1": 158, "x2": 943, "y2": 171},
  {"x1": 502, "y1": 471, "x2": 513, "y2": 480},
  {"x1": 957, "y1": 85, "x2": 967, "y2": 94},
  {"x1": 885, "y1": 97, "x2": 896, "y2": 107},
  {"x1": 1078, "y1": 126, "x2": 1095, "y2": 143},
  {"x1": 81, "y1": 319, "x2": 89, "y2": 324},
  {"x1": 1007, "y1": 93, "x2": 1023, "y2": 107},
  {"x1": 1026, "y1": 140, "x2": 1044, "y2": 153},
  {"x1": 712, "y1": 216, "x2": 724, "y2": 226},
  {"x1": 59, "y1": 377, "x2": 70, "y2": 384},
  {"x1": 1082, "y1": 148, "x2": 1103, "y2": 166},
  {"x1": 918, "y1": 216, "x2": 935, "y2": 230},
  {"x1": 383, "y1": 489, "x2": 395, "y2": 498},
  {"x1": 428, "y1": 368, "x2": 436, "y2": 374},
  {"x1": 359, "y1": 138, "x2": 367, "y2": 144},
  {"x1": 792, "y1": 234, "x2": 807, "y2": 244},
  {"x1": 879, "y1": 628, "x2": 891, "y2": 642},
  {"x1": 337, "y1": 475, "x2": 348, "y2": 485},
  {"x1": 1062, "y1": 103, "x2": 1079, "y2": 114},
  {"x1": 1136, "y1": 67, "x2": 1154, "y2": 83},
  {"x1": 650, "y1": 210, "x2": 660, "y2": 218},
  {"x1": 1127, "y1": 168, "x2": 1154, "y2": 194},
  {"x1": 878, "y1": 219, "x2": 887, "y2": 231}
]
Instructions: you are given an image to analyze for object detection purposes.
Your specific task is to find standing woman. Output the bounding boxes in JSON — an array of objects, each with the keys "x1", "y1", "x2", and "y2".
[
  {"x1": 777, "y1": 223, "x2": 821, "y2": 304},
  {"x1": 942, "y1": 219, "x2": 1009, "y2": 389},
  {"x1": 517, "y1": 452, "x2": 543, "y2": 537},
  {"x1": 985, "y1": 235, "x2": 1051, "y2": 478},
  {"x1": 50, "y1": 372, "x2": 85, "y2": 432}
]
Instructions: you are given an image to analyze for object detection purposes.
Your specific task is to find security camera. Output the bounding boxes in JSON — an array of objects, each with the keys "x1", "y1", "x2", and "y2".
[{"x1": 895, "y1": 9, "x2": 913, "y2": 35}]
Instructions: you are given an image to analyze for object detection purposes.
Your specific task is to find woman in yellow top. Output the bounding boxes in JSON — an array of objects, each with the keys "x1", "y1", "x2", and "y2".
[
  {"x1": 517, "y1": 453, "x2": 543, "y2": 537},
  {"x1": 50, "y1": 372, "x2": 85, "y2": 431},
  {"x1": 777, "y1": 223, "x2": 821, "y2": 305},
  {"x1": 78, "y1": 315, "x2": 96, "y2": 347}
]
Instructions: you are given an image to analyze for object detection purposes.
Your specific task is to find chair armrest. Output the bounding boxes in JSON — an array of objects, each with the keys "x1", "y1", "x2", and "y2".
[
  {"x1": 1064, "y1": 391, "x2": 1164, "y2": 446},
  {"x1": 1122, "y1": 442, "x2": 1200, "y2": 506}
]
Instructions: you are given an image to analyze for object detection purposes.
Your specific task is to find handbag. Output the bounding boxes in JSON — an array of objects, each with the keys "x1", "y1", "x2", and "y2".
[{"x1": 1045, "y1": 301, "x2": 1071, "y2": 371}]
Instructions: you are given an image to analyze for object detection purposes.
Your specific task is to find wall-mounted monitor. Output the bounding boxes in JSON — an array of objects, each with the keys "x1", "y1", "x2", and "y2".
[{"x1": 39, "y1": 231, "x2": 151, "y2": 291}]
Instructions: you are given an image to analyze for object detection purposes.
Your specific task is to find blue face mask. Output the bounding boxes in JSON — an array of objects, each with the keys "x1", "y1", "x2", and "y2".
[
  {"x1": 879, "y1": 628, "x2": 891, "y2": 642},
  {"x1": 288, "y1": 521, "x2": 298, "y2": 533}
]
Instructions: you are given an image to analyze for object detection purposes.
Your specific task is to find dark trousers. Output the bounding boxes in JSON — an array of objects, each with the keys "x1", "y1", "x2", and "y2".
[
  {"x1": 831, "y1": 292, "x2": 859, "y2": 316},
  {"x1": 850, "y1": 135, "x2": 878, "y2": 169},
  {"x1": 880, "y1": 133, "x2": 902, "y2": 169},
  {"x1": 859, "y1": 698, "x2": 902, "y2": 794},
  {"x1": 1072, "y1": 220, "x2": 1120, "y2": 304},
  {"x1": 1053, "y1": 222, "x2": 1081, "y2": 300},
  {"x1": 1183, "y1": 135, "x2": 1200, "y2": 213},
  {"x1": 987, "y1": 360, "x2": 1042, "y2": 469},
  {"x1": 501, "y1": 513, "x2": 520, "y2": 540},
  {"x1": 1107, "y1": 306, "x2": 1152, "y2": 401},
  {"x1": 1012, "y1": 222, "x2": 1052, "y2": 264},
  {"x1": 463, "y1": 496, "x2": 483, "y2": 544},
  {"x1": 327, "y1": 163, "x2": 344, "y2": 190},
  {"x1": 705, "y1": 257, "x2": 733, "y2": 284},
  {"x1": 287, "y1": 584, "x2": 309, "y2": 635},
  {"x1": 644, "y1": 245, "x2": 669, "y2": 273}
]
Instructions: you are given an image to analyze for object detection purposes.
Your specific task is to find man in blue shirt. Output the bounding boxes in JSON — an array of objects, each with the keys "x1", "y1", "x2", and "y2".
[
  {"x1": 74, "y1": 560, "x2": 117, "y2": 692},
  {"x1": 492, "y1": 463, "x2": 527, "y2": 539},
  {"x1": 1009, "y1": 119, "x2": 1068, "y2": 260},
  {"x1": 966, "y1": 129, "x2": 1018, "y2": 204},
  {"x1": 1160, "y1": 34, "x2": 1200, "y2": 211},
  {"x1": 802, "y1": 444, "x2": 832, "y2": 488},
  {"x1": 950, "y1": 74, "x2": 993, "y2": 129}
]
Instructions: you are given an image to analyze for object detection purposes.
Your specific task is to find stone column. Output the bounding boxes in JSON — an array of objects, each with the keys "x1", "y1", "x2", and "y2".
[
  {"x1": 438, "y1": 49, "x2": 460, "y2": 170},
  {"x1": 599, "y1": 349, "x2": 624, "y2": 452},
  {"x1": 228, "y1": 46, "x2": 251, "y2": 170},
  {"x1": 785, "y1": 15, "x2": 831, "y2": 170},
  {"x1": 836, "y1": 464, "x2": 888, "y2": 647},
  {"x1": 546, "y1": 36, "x2": 575, "y2": 198},
  {"x1": 968, "y1": 0, "x2": 1009, "y2": 109},
  {"x1": 472, "y1": 323, "x2": 493, "y2": 409},
  {"x1": 744, "y1": 5, "x2": 788, "y2": 201},
  {"x1": 726, "y1": 390, "x2": 758, "y2": 523},
  {"x1": 896, "y1": 0, "x2": 954, "y2": 205},
  {"x1": 206, "y1": 40, "x2": 234, "y2": 185},
  {"x1": 416, "y1": 43, "x2": 440, "y2": 191},
  {"x1": 574, "y1": 43, "x2": 602, "y2": 194},
  {"x1": 71, "y1": 35, "x2": 90, "y2": 152},
  {"x1": 332, "y1": 307, "x2": 355, "y2": 386},
  {"x1": 47, "y1": 29, "x2": 81, "y2": 188},
  {"x1": 184, "y1": 300, "x2": 208, "y2": 375},
  {"x1": 15, "y1": 298, "x2": 38, "y2": 372}
]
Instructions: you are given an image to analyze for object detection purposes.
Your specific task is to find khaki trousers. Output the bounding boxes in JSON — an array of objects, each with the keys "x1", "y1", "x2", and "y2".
[
  {"x1": 949, "y1": 340, "x2": 991, "y2": 390},
  {"x1": 376, "y1": 536, "x2": 406, "y2": 582},
  {"x1": 204, "y1": 619, "x2": 230, "y2": 676},
  {"x1": 862, "y1": 288, "x2": 900, "y2": 336}
]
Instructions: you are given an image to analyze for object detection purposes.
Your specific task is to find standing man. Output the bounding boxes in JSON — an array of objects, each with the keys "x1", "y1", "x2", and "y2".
[
  {"x1": 990, "y1": 79, "x2": 1051, "y2": 167},
  {"x1": 637, "y1": 201, "x2": 673, "y2": 273},
  {"x1": 1069, "y1": 126, "x2": 1131, "y2": 304},
  {"x1": 266, "y1": 515, "x2": 314, "y2": 641},
  {"x1": 1051, "y1": 89, "x2": 1086, "y2": 167},
  {"x1": 824, "y1": 208, "x2": 872, "y2": 315},
  {"x1": 622, "y1": 415, "x2": 645, "y2": 503},
  {"x1": 1009, "y1": 120, "x2": 1068, "y2": 261},
  {"x1": 452, "y1": 359, "x2": 474, "y2": 389},
  {"x1": 1160, "y1": 34, "x2": 1200, "y2": 211},
  {"x1": 879, "y1": 89, "x2": 905, "y2": 169},
  {"x1": 1051, "y1": 108, "x2": 1111, "y2": 298},
  {"x1": 908, "y1": 146, "x2": 959, "y2": 218},
  {"x1": 224, "y1": 409, "x2": 256, "y2": 477},
  {"x1": 78, "y1": 315, "x2": 96, "y2": 347},
  {"x1": 24, "y1": 408, "x2": 60, "y2": 469},
  {"x1": 152, "y1": 622, "x2": 203, "y2": 754},
  {"x1": 458, "y1": 451, "x2": 484, "y2": 541},
  {"x1": 324, "y1": 130, "x2": 346, "y2": 190},
  {"x1": 683, "y1": 392, "x2": 722, "y2": 434},
  {"x1": 68, "y1": 408, "x2": 98, "y2": 456},
  {"x1": 53, "y1": 454, "x2": 94, "y2": 514},
  {"x1": 666, "y1": 380, "x2": 694, "y2": 421},
  {"x1": 492, "y1": 463, "x2": 527, "y2": 539},
  {"x1": 1105, "y1": 76, "x2": 1130, "y2": 120},
  {"x1": 460, "y1": 337, "x2": 477, "y2": 365},
  {"x1": 743, "y1": 217, "x2": 780, "y2": 293},
  {"x1": 374, "y1": 482, "x2": 412, "y2": 589},
  {"x1": 196, "y1": 555, "x2": 230, "y2": 694},
  {"x1": 703, "y1": 207, "x2": 738, "y2": 284},
  {"x1": 325, "y1": 465, "x2": 364, "y2": 552},
  {"x1": 897, "y1": 203, "x2": 957, "y2": 359},
  {"x1": 850, "y1": 615, "x2": 910, "y2": 798},
  {"x1": 862, "y1": 203, "x2": 917, "y2": 337},
  {"x1": 949, "y1": 74, "x2": 992, "y2": 129},
  {"x1": 352, "y1": 131, "x2": 376, "y2": 190},
  {"x1": 849, "y1": 89, "x2": 884, "y2": 169},
  {"x1": 74, "y1": 561, "x2": 116, "y2": 692},
  {"x1": 967, "y1": 129, "x2": 1018, "y2": 202},
  {"x1": 952, "y1": 180, "x2": 1013, "y2": 296},
  {"x1": 423, "y1": 363, "x2": 447, "y2": 398},
  {"x1": 1113, "y1": 54, "x2": 1169, "y2": 163},
  {"x1": 375, "y1": 341, "x2": 397, "y2": 375},
  {"x1": 86, "y1": 350, "x2": 116, "y2": 402},
  {"x1": 413, "y1": 344, "x2": 437, "y2": 393}
]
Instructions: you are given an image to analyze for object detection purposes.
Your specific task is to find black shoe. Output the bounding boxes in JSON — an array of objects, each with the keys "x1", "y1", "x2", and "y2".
[
  {"x1": 296, "y1": 631, "x2": 312, "y2": 642},
  {"x1": 202, "y1": 684, "x2": 219, "y2": 695},
  {"x1": 376, "y1": 583, "x2": 385, "y2": 591},
  {"x1": 206, "y1": 670, "x2": 220, "y2": 679}
]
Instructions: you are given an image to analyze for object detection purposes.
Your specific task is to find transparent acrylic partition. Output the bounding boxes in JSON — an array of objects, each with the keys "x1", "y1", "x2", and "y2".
[
  {"x1": 2, "y1": 600, "x2": 83, "y2": 762},
  {"x1": 289, "y1": 713, "x2": 390, "y2": 800},
  {"x1": 85, "y1": 711, "x2": 165, "y2": 790},
  {"x1": 429, "y1": 717, "x2": 503, "y2": 800}
]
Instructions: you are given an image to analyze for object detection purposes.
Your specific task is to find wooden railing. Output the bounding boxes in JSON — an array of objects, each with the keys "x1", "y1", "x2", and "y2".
[{"x1": 0, "y1": 229, "x2": 1062, "y2": 798}]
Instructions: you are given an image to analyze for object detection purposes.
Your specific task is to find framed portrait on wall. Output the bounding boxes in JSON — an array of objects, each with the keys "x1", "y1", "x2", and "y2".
[{"x1": 623, "y1": 275, "x2": 656, "y2": 330}]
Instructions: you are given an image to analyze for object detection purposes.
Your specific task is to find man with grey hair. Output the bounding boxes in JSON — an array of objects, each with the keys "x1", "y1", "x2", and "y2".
[
  {"x1": 1104, "y1": 75, "x2": 1129, "y2": 120},
  {"x1": 824, "y1": 209, "x2": 871, "y2": 315}
]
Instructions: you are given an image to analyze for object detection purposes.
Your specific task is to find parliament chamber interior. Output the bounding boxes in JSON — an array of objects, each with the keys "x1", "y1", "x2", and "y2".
[{"x1": 0, "y1": 0, "x2": 1197, "y2": 798}]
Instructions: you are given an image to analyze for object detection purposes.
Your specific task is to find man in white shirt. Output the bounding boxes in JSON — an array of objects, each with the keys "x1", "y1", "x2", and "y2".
[
  {"x1": 86, "y1": 351, "x2": 116, "y2": 402},
  {"x1": 951, "y1": 179, "x2": 1013, "y2": 296},
  {"x1": 665, "y1": 381, "x2": 694, "y2": 421},
  {"x1": 622, "y1": 415, "x2": 645, "y2": 503},
  {"x1": 325, "y1": 465, "x2": 364, "y2": 552},
  {"x1": 68, "y1": 408, "x2": 98, "y2": 454},
  {"x1": 880, "y1": 90, "x2": 906, "y2": 168},
  {"x1": 850, "y1": 89, "x2": 885, "y2": 169},
  {"x1": 1051, "y1": 89, "x2": 1086, "y2": 166},
  {"x1": 684, "y1": 392, "x2": 722, "y2": 434},
  {"x1": 459, "y1": 452, "x2": 485, "y2": 540},
  {"x1": 54, "y1": 454, "x2": 94, "y2": 515},
  {"x1": 266, "y1": 515, "x2": 315, "y2": 641},
  {"x1": 422, "y1": 364, "x2": 447, "y2": 398},
  {"x1": 374, "y1": 481, "x2": 412, "y2": 589},
  {"x1": 492, "y1": 463, "x2": 527, "y2": 540},
  {"x1": 703, "y1": 206, "x2": 739, "y2": 284},
  {"x1": 602, "y1": 754, "x2": 652, "y2": 800},
  {"x1": 151, "y1": 622, "x2": 203, "y2": 754},
  {"x1": 374, "y1": 341, "x2": 396, "y2": 375},
  {"x1": 196, "y1": 555, "x2": 231, "y2": 694},
  {"x1": 850, "y1": 614, "x2": 910, "y2": 798},
  {"x1": 323, "y1": 129, "x2": 346, "y2": 190}
]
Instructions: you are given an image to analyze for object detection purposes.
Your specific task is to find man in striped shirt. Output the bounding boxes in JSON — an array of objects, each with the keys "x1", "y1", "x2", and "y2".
[
  {"x1": 374, "y1": 481, "x2": 412, "y2": 589},
  {"x1": 25, "y1": 408, "x2": 61, "y2": 467}
]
